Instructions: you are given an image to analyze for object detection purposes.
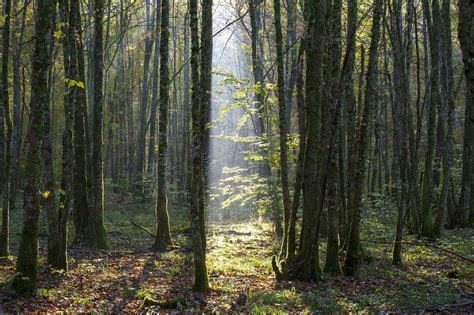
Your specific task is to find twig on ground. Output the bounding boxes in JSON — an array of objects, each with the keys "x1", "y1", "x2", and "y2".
[{"x1": 130, "y1": 221, "x2": 156, "y2": 239}]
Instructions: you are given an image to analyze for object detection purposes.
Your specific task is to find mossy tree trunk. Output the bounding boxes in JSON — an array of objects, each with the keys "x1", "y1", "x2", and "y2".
[
  {"x1": 290, "y1": 0, "x2": 326, "y2": 281},
  {"x1": 458, "y1": 0, "x2": 474, "y2": 227},
  {"x1": 324, "y1": 0, "x2": 342, "y2": 275},
  {"x1": 89, "y1": 0, "x2": 110, "y2": 249},
  {"x1": 344, "y1": 0, "x2": 383, "y2": 276},
  {"x1": 71, "y1": 0, "x2": 91, "y2": 244},
  {"x1": 152, "y1": 0, "x2": 172, "y2": 251},
  {"x1": 189, "y1": 0, "x2": 210, "y2": 292},
  {"x1": 420, "y1": 0, "x2": 442, "y2": 238},
  {"x1": 389, "y1": 0, "x2": 411, "y2": 266},
  {"x1": 11, "y1": 0, "x2": 55, "y2": 295}
]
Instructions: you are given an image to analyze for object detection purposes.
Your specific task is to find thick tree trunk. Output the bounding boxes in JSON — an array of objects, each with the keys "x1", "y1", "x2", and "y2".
[
  {"x1": 11, "y1": 0, "x2": 55, "y2": 294},
  {"x1": 324, "y1": 0, "x2": 342, "y2": 275},
  {"x1": 291, "y1": 0, "x2": 327, "y2": 281}
]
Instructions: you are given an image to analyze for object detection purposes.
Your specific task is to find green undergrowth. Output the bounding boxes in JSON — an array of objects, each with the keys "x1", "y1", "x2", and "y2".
[{"x1": 0, "y1": 193, "x2": 472, "y2": 312}]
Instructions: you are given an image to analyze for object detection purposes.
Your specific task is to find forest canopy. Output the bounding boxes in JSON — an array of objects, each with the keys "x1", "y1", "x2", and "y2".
[{"x1": 0, "y1": 0, "x2": 473, "y2": 312}]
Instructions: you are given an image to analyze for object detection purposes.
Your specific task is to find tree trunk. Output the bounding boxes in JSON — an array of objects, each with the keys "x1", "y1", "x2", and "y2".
[
  {"x1": 89, "y1": 0, "x2": 110, "y2": 249},
  {"x1": 147, "y1": 0, "x2": 162, "y2": 173},
  {"x1": 136, "y1": 0, "x2": 155, "y2": 177},
  {"x1": 11, "y1": 0, "x2": 55, "y2": 294},
  {"x1": 152, "y1": 0, "x2": 172, "y2": 251},
  {"x1": 344, "y1": 0, "x2": 383, "y2": 276},
  {"x1": 0, "y1": 0, "x2": 12, "y2": 257},
  {"x1": 291, "y1": 0, "x2": 327, "y2": 281},
  {"x1": 458, "y1": 0, "x2": 474, "y2": 227},
  {"x1": 420, "y1": 0, "x2": 442, "y2": 237},
  {"x1": 273, "y1": 0, "x2": 291, "y2": 260}
]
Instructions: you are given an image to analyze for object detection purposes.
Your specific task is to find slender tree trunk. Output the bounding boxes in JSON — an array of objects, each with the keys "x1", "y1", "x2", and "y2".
[
  {"x1": 389, "y1": 0, "x2": 410, "y2": 266},
  {"x1": 435, "y1": 0, "x2": 455, "y2": 236},
  {"x1": 420, "y1": 0, "x2": 442, "y2": 237},
  {"x1": 284, "y1": 42, "x2": 305, "y2": 272},
  {"x1": 147, "y1": 0, "x2": 162, "y2": 172},
  {"x1": 89, "y1": 0, "x2": 110, "y2": 249},
  {"x1": 458, "y1": 0, "x2": 474, "y2": 226},
  {"x1": 71, "y1": 0, "x2": 90, "y2": 243},
  {"x1": 136, "y1": 0, "x2": 155, "y2": 176},
  {"x1": 344, "y1": 0, "x2": 383, "y2": 276},
  {"x1": 274, "y1": 0, "x2": 291, "y2": 260},
  {"x1": 0, "y1": 0, "x2": 12, "y2": 257},
  {"x1": 9, "y1": 0, "x2": 28, "y2": 215},
  {"x1": 190, "y1": 0, "x2": 210, "y2": 292},
  {"x1": 152, "y1": 0, "x2": 172, "y2": 251}
]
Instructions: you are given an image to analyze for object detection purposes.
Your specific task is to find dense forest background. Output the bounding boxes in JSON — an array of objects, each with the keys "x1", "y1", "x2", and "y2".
[{"x1": 0, "y1": 0, "x2": 473, "y2": 312}]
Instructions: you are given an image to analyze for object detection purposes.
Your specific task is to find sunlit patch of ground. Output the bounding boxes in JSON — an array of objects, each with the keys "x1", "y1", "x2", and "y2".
[{"x1": 0, "y1": 195, "x2": 473, "y2": 312}]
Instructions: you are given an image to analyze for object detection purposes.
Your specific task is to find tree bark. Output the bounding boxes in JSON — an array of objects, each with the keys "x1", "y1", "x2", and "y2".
[
  {"x1": 458, "y1": 0, "x2": 474, "y2": 227},
  {"x1": 344, "y1": 0, "x2": 383, "y2": 276},
  {"x1": 11, "y1": 0, "x2": 55, "y2": 294},
  {"x1": 0, "y1": 0, "x2": 12, "y2": 257},
  {"x1": 152, "y1": 0, "x2": 172, "y2": 251},
  {"x1": 89, "y1": 0, "x2": 110, "y2": 249}
]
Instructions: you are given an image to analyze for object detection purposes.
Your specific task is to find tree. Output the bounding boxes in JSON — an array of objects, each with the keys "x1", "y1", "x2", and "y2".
[
  {"x1": 147, "y1": 0, "x2": 162, "y2": 172},
  {"x1": 71, "y1": 0, "x2": 91, "y2": 243},
  {"x1": 291, "y1": 0, "x2": 327, "y2": 281},
  {"x1": 420, "y1": 0, "x2": 442, "y2": 237},
  {"x1": 136, "y1": 0, "x2": 155, "y2": 177},
  {"x1": 189, "y1": 0, "x2": 211, "y2": 292},
  {"x1": 458, "y1": 0, "x2": 474, "y2": 227},
  {"x1": 152, "y1": 0, "x2": 172, "y2": 251},
  {"x1": 0, "y1": 0, "x2": 12, "y2": 258},
  {"x1": 89, "y1": 0, "x2": 110, "y2": 249},
  {"x1": 344, "y1": 0, "x2": 383, "y2": 276},
  {"x1": 273, "y1": 0, "x2": 291, "y2": 260},
  {"x1": 10, "y1": 0, "x2": 55, "y2": 294}
]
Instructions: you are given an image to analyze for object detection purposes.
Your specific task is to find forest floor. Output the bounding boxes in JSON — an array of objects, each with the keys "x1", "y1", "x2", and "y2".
[{"x1": 0, "y1": 194, "x2": 473, "y2": 313}]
